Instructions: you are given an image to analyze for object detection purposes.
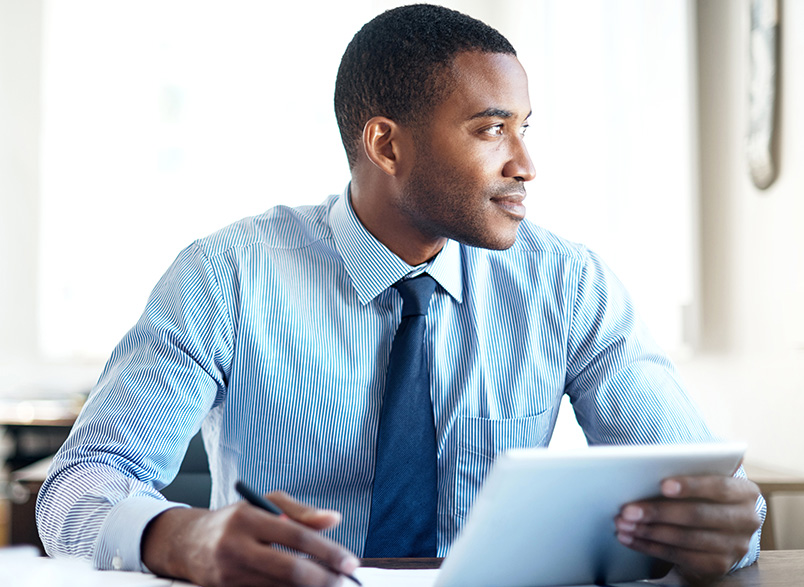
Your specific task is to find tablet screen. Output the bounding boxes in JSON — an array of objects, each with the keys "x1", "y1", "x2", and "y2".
[{"x1": 436, "y1": 442, "x2": 745, "y2": 587}]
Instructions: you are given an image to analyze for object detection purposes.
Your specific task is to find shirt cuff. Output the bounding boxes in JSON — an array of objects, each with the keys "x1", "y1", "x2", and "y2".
[
  {"x1": 730, "y1": 526, "x2": 762, "y2": 572},
  {"x1": 92, "y1": 496, "x2": 189, "y2": 572}
]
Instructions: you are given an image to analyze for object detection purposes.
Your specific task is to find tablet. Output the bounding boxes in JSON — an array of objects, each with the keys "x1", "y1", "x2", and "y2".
[{"x1": 435, "y1": 442, "x2": 746, "y2": 587}]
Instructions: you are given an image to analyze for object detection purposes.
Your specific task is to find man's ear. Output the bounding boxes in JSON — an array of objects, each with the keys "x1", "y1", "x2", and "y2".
[{"x1": 361, "y1": 117, "x2": 412, "y2": 177}]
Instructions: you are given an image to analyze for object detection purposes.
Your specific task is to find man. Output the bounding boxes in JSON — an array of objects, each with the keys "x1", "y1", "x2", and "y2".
[{"x1": 37, "y1": 4, "x2": 763, "y2": 587}]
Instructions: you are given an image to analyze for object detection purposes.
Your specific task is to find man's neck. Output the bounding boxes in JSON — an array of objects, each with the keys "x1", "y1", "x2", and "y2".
[{"x1": 348, "y1": 181, "x2": 446, "y2": 266}]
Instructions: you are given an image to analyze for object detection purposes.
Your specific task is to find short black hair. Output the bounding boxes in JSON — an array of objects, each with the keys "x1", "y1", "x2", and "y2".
[{"x1": 334, "y1": 3, "x2": 516, "y2": 168}]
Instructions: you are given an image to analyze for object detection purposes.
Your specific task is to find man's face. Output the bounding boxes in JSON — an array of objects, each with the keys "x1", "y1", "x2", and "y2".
[{"x1": 397, "y1": 51, "x2": 535, "y2": 251}]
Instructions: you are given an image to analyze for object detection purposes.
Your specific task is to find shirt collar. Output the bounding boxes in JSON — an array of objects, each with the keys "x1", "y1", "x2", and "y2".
[{"x1": 329, "y1": 185, "x2": 463, "y2": 305}]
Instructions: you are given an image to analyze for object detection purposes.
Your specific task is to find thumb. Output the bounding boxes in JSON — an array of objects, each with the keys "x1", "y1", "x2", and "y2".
[{"x1": 267, "y1": 490, "x2": 342, "y2": 530}]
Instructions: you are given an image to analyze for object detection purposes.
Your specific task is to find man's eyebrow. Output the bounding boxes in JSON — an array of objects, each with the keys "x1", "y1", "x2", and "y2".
[
  {"x1": 470, "y1": 108, "x2": 513, "y2": 120},
  {"x1": 469, "y1": 108, "x2": 533, "y2": 120}
]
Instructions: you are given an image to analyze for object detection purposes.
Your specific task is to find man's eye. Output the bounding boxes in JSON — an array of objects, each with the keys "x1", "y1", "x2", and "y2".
[
  {"x1": 519, "y1": 124, "x2": 530, "y2": 138},
  {"x1": 484, "y1": 124, "x2": 504, "y2": 137}
]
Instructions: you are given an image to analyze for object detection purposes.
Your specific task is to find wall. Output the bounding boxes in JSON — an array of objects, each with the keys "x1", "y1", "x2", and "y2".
[
  {"x1": 686, "y1": 0, "x2": 804, "y2": 471},
  {"x1": 3, "y1": 0, "x2": 802, "y2": 462},
  {"x1": 686, "y1": 0, "x2": 804, "y2": 549},
  {"x1": 2, "y1": 0, "x2": 803, "y2": 544},
  {"x1": 0, "y1": 0, "x2": 42, "y2": 361}
]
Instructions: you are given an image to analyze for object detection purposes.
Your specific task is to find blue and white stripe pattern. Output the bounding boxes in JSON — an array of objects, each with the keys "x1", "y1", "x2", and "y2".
[{"x1": 36, "y1": 187, "x2": 763, "y2": 571}]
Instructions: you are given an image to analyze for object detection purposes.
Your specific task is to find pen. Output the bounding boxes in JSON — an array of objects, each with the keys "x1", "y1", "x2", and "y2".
[{"x1": 235, "y1": 480, "x2": 362, "y2": 586}]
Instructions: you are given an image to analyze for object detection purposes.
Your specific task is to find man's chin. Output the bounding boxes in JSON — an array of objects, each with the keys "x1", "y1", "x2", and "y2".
[{"x1": 453, "y1": 223, "x2": 521, "y2": 251}]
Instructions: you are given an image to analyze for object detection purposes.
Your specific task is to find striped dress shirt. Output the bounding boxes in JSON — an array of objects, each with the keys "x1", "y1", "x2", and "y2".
[{"x1": 36, "y1": 188, "x2": 763, "y2": 572}]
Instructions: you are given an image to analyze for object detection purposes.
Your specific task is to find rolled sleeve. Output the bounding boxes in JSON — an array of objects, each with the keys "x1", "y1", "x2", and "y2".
[{"x1": 731, "y1": 466, "x2": 766, "y2": 571}]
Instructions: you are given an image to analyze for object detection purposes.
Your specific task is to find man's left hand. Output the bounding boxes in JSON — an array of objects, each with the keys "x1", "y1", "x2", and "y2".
[{"x1": 615, "y1": 475, "x2": 762, "y2": 585}]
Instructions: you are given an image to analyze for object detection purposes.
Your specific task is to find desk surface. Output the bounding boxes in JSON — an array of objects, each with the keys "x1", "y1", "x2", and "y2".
[
  {"x1": 0, "y1": 550, "x2": 801, "y2": 586},
  {"x1": 723, "y1": 550, "x2": 804, "y2": 586},
  {"x1": 362, "y1": 551, "x2": 804, "y2": 586}
]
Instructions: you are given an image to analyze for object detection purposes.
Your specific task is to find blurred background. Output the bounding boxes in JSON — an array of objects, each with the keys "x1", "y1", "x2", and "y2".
[{"x1": 1, "y1": 0, "x2": 802, "y2": 550}]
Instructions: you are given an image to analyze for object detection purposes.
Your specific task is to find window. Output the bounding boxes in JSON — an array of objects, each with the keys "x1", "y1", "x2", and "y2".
[{"x1": 36, "y1": 0, "x2": 695, "y2": 361}]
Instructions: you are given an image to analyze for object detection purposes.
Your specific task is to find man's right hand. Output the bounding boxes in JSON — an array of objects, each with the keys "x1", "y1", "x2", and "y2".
[{"x1": 142, "y1": 491, "x2": 360, "y2": 587}]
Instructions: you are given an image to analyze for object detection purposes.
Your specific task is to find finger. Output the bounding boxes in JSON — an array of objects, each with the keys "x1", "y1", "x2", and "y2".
[
  {"x1": 616, "y1": 517, "x2": 751, "y2": 556},
  {"x1": 242, "y1": 508, "x2": 360, "y2": 577},
  {"x1": 268, "y1": 490, "x2": 343, "y2": 530},
  {"x1": 217, "y1": 537, "x2": 345, "y2": 587},
  {"x1": 250, "y1": 545, "x2": 346, "y2": 587},
  {"x1": 660, "y1": 475, "x2": 760, "y2": 504},
  {"x1": 620, "y1": 498, "x2": 762, "y2": 534},
  {"x1": 617, "y1": 533, "x2": 745, "y2": 583}
]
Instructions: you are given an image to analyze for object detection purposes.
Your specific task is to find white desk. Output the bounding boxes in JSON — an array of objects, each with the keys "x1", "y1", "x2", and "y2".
[{"x1": 4, "y1": 548, "x2": 804, "y2": 587}]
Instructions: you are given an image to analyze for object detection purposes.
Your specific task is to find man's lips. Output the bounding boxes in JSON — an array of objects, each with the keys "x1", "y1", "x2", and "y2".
[{"x1": 491, "y1": 193, "x2": 526, "y2": 219}]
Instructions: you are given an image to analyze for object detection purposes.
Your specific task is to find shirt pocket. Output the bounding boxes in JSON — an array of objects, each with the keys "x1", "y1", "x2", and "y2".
[{"x1": 453, "y1": 412, "x2": 552, "y2": 519}]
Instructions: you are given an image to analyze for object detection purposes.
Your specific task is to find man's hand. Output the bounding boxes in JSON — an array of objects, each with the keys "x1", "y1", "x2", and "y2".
[
  {"x1": 142, "y1": 491, "x2": 360, "y2": 587},
  {"x1": 614, "y1": 475, "x2": 762, "y2": 585}
]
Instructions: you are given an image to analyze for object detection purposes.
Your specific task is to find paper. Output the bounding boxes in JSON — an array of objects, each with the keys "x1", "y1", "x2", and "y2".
[
  {"x1": 0, "y1": 549, "x2": 679, "y2": 587},
  {"x1": 354, "y1": 567, "x2": 440, "y2": 587},
  {"x1": 0, "y1": 549, "x2": 192, "y2": 587},
  {"x1": 352, "y1": 567, "x2": 664, "y2": 587}
]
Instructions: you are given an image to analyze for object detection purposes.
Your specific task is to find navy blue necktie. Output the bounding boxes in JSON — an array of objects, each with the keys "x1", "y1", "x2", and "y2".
[{"x1": 364, "y1": 273, "x2": 438, "y2": 557}]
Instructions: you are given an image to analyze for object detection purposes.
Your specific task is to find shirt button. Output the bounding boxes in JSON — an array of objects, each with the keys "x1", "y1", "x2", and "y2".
[{"x1": 112, "y1": 555, "x2": 123, "y2": 570}]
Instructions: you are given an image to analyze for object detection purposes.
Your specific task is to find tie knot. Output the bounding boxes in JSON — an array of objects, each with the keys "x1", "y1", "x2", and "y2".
[{"x1": 394, "y1": 274, "x2": 437, "y2": 317}]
